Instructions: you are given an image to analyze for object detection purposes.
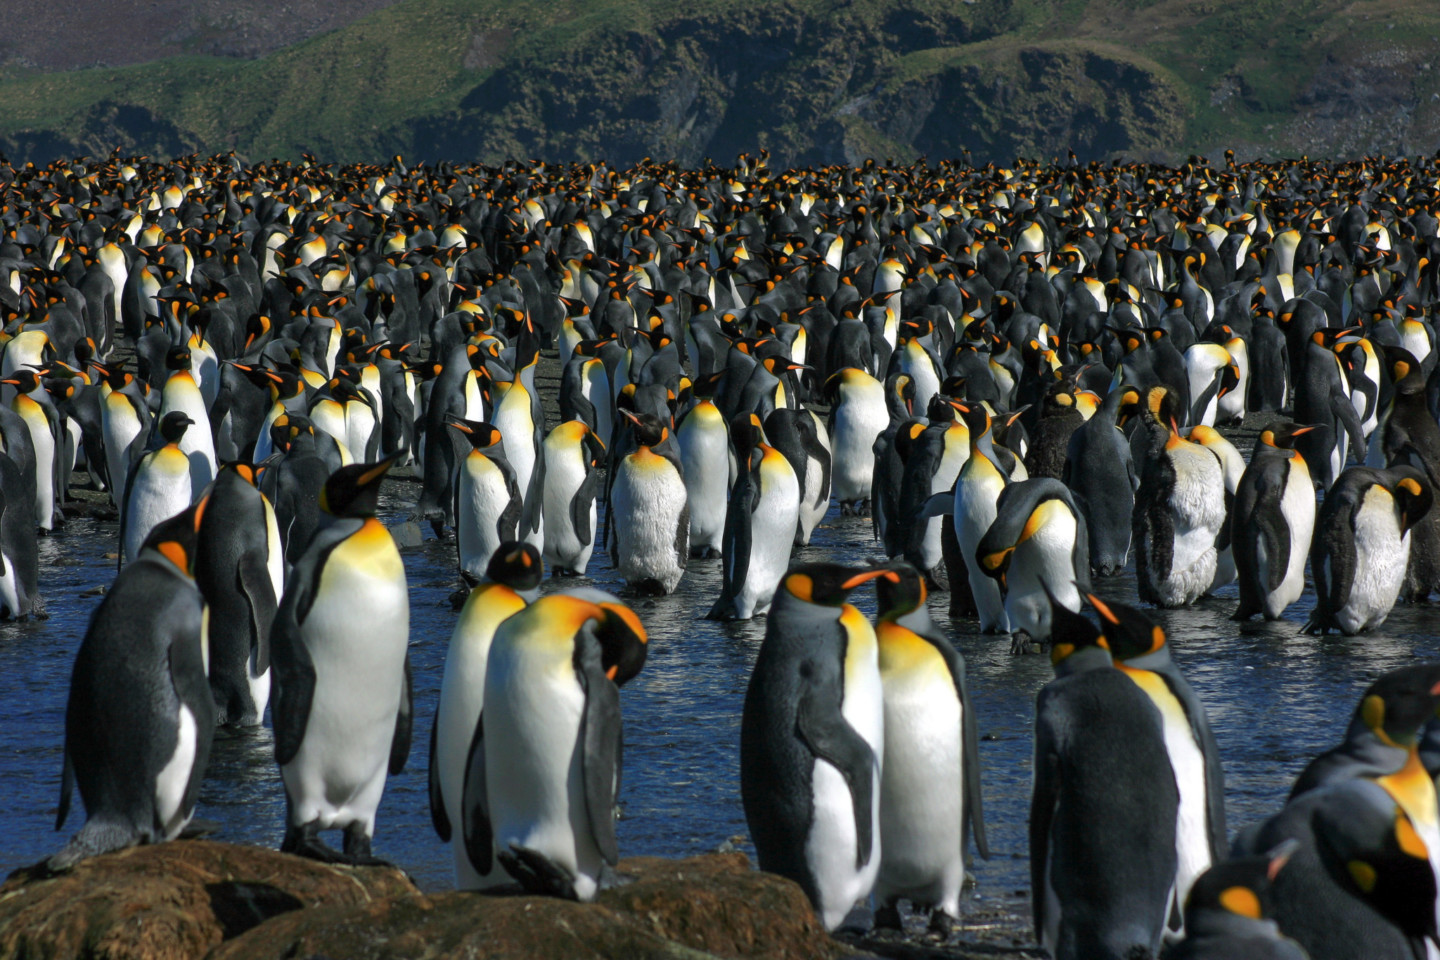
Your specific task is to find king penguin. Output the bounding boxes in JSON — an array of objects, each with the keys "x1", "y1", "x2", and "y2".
[
  {"x1": 740, "y1": 563, "x2": 894, "y2": 931},
  {"x1": 194, "y1": 462, "x2": 284, "y2": 727},
  {"x1": 540, "y1": 420, "x2": 606, "y2": 576},
  {"x1": 1307, "y1": 464, "x2": 1433, "y2": 635},
  {"x1": 158, "y1": 347, "x2": 216, "y2": 493},
  {"x1": 1032, "y1": 593, "x2": 1178, "y2": 960},
  {"x1": 827, "y1": 367, "x2": 888, "y2": 514},
  {"x1": 100, "y1": 368, "x2": 151, "y2": 511},
  {"x1": 1159, "y1": 844, "x2": 1308, "y2": 960},
  {"x1": 447, "y1": 416, "x2": 523, "y2": 584},
  {"x1": 120, "y1": 412, "x2": 194, "y2": 566},
  {"x1": 708, "y1": 414, "x2": 801, "y2": 620},
  {"x1": 674, "y1": 378, "x2": 730, "y2": 558},
  {"x1": 1232, "y1": 422, "x2": 1317, "y2": 622},
  {"x1": 430, "y1": 543, "x2": 541, "y2": 890},
  {"x1": 466, "y1": 587, "x2": 648, "y2": 901},
  {"x1": 271, "y1": 455, "x2": 412, "y2": 864},
  {"x1": 607, "y1": 410, "x2": 689, "y2": 595},
  {"x1": 950, "y1": 402, "x2": 1013, "y2": 634},
  {"x1": 49, "y1": 506, "x2": 214, "y2": 870},
  {"x1": 872, "y1": 563, "x2": 989, "y2": 933}
]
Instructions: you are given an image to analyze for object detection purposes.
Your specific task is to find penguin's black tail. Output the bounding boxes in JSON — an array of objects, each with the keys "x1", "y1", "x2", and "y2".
[{"x1": 46, "y1": 819, "x2": 141, "y2": 873}]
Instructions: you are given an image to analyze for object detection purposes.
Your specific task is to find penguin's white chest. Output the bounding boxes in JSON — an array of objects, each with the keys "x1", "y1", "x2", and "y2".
[
  {"x1": 610, "y1": 450, "x2": 687, "y2": 591},
  {"x1": 542, "y1": 441, "x2": 593, "y2": 568},
  {"x1": 1339, "y1": 488, "x2": 1408, "y2": 633},
  {"x1": 830, "y1": 385, "x2": 887, "y2": 503},
  {"x1": 125, "y1": 448, "x2": 192, "y2": 562},
  {"x1": 154, "y1": 703, "x2": 199, "y2": 839},
  {"x1": 739, "y1": 457, "x2": 800, "y2": 616},
  {"x1": 457, "y1": 454, "x2": 511, "y2": 579},
  {"x1": 1267, "y1": 461, "x2": 1315, "y2": 616},
  {"x1": 678, "y1": 414, "x2": 729, "y2": 548}
]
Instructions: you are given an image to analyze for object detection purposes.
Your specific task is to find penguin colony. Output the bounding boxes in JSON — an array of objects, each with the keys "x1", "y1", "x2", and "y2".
[{"x1": 7, "y1": 145, "x2": 1440, "y2": 955}]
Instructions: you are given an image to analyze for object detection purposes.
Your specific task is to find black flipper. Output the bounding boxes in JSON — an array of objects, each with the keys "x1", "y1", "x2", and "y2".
[
  {"x1": 428, "y1": 705, "x2": 450, "y2": 842},
  {"x1": 571, "y1": 462, "x2": 602, "y2": 547},
  {"x1": 575, "y1": 622, "x2": 622, "y2": 866},
  {"x1": 795, "y1": 663, "x2": 876, "y2": 868},
  {"x1": 1030, "y1": 735, "x2": 1061, "y2": 943},
  {"x1": 389, "y1": 652, "x2": 413, "y2": 775},
  {"x1": 460, "y1": 712, "x2": 493, "y2": 875},
  {"x1": 235, "y1": 554, "x2": 276, "y2": 675}
]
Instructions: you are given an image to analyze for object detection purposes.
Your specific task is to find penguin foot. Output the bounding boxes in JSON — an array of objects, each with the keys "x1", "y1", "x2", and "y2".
[
  {"x1": 596, "y1": 863, "x2": 635, "y2": 891},
  {"x1": 928, "y1": 909, "x2": 958, "y2": 936},
  {"x1": 281, "y1": 822, "x2": 348, "y2": 864},
  {"x1": 428, "y1": 516, "x2": 446, "y2": 540},
  {"x1": 1008, "y1": 632, "x2": 1039, "y2": 655},
  {"x1": 342, "y1": 825, "x2": 391, "y2": 867},
  {"x1": 497, "y1": 844, "x2": 579, "y2": 900},
  {"x1": 872, "y1": 903, "x2": 903, "y2": 931}
]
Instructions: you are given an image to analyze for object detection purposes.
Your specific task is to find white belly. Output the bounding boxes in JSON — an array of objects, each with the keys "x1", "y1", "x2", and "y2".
[
  {"x1": 735, "y1": 472, "x2": 800, "y2": 618},
  {"x1": 1265, "y1": 468, "x2": 1315, "y2": 617},
  {"x1": 161, "y1": 387, "x2": 215, "y2": 492},
  {"x1": 610, "y1": 455, "x2": 687, "y2": 592},
  {"x1": 457, "y1": 455, "x2": 511, "y2": 580},
  {"x1": 103, "y1": 401, "x2": 143, "y2": 508},
  {"x1": 541, "y1": 445, "x2": 594, "y2": 573},
  {"x1": 1337, "y1": 494, "x2": 1408, "y2": 634},
  {"x1": 124, "y1": 454, "x2": 192, "y2": 563},
  {"x1": 830, "y1": 396, "x2": 887, "y2": 503},
  {"x1": 678, "y1": 422, "x2": 730, "y2": 552},
  {"x1": 956, "y1": 467, "x2": 1010, "y2": 632},
  {"x1": 1006, "y1": 511, "x2": 1080, "y2": 642},
  {"x1": 154, "y1": 704, "x2": 198, "y2": 840},
  {"x1": 1154, "y1": 447, "x2": 1224, "y2": 606}
]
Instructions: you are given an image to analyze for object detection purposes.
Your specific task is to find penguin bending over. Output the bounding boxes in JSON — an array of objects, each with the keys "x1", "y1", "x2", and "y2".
[
  {"x1": 430, "y1": 544, "x2": 540, "y2": 890},
  {"x1": 1306, "y1": 465, "x2": 1433, "y2": 635},
  {"x1": 741, "y1": 563, "x2": 894, "y2": 931},
  {"x1": 50, "y1": 506, "x2": 213, "y2": 870},
  {"x1": 466, "y1": 587, "x2": 648, "y2": 901},
  {"x1": 872, "y1": 563, "x2": 988, "y2": 933},
  {"x1": 271, "y1": 456, "x2": 411, "y2": 865}
]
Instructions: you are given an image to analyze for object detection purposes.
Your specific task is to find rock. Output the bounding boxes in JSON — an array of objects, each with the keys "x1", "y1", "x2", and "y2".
[
  {"x1": 213, "y1": 851, "x2": 851, "y2": 960},
  {"x1": 0, "y1": 840, "x2": 418, "y2": 960}
]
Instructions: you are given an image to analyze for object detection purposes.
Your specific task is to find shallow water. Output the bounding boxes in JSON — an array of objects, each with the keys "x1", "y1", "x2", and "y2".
[{"x1": 3, "y1": 478, "x2": 1439, "y2": 944}]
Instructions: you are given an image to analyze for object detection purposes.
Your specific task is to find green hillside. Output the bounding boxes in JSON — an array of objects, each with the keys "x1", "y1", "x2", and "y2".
[{"x1": 1, "y1": 0, "x2": 1437, "y2": 165}]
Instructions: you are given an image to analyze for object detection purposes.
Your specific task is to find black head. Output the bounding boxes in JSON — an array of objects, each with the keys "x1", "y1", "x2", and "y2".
[
  {"x1": 1087, "y1": 593, "x2": 1167, "y2": 661},
  {"x1": 318, "y1": 454, "x2": 398, "y2": 518},
  {"x1": 1383, "y1": 345, "x2": 1426, "y2": 392},
  {"x1": 620, "y1": 409, "x2": 668, "y2": 447},
  {"x1": 780, "y1": 563, "x2": 900, "y2": 607},
  {"x1": 1354, "y1": 663, "x2": 1440, "y2": 748},
  {"x1": 158, "y1": 411, "x2": 194, "y2": 443},
  {"x1": 1143, "y1": 384, "x2": 1181, "y2": 432},
  {"x1": 165, "y1": 346, "x2": 192, "y2": 371},
  {"x1": 140, "y1": 501, "x2": 204, "y2": 577},
  {"x1": 1389, "y1": 466, "x2": 1434, "y2": 535},
  {"x1": 1183, "y1": 842, "x2": 1296, "y2": 923},
  {"x1": 1257, "y1": 421, "x2": 1315, "y2": 450},
  {"x1": 485, "y1": 541, "x2": 543, "y2": 592},
  {"x1": 445, "y1": 416, "x2": 504, "y2": 451},
  {"x1": 875, "y1": 563, "x2": 926, "y2": 620},
  {"x1": 1, "y1": 369, "x2": 42, "y2": 393},
  {"x1": 1046, "y1": 584, "x2": 1107, "y2": 667}
]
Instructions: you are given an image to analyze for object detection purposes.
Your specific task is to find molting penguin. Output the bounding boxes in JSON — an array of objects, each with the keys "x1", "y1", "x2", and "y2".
[
  {"x1": 708, "y1": 414, "x2": 800, "y2": 620},
  {"x1": 740, "y1": 563, "x2": 894, "y2": 931},
  {"x1": 872, "y1": 563, "x2": 988, "y2": 934},
  {"x1": 1032, "y1": 595, "x2": 1178, "y2": 960},
  {"x1": 975, "y1": 478, "x2": 1091, "y2": 652},
  {"x1": 607, "y1": 410, "x2": 688, "y2": 595},
  {"x1": 468, "y1": 588, "x2": 648, "y2": 901},
  {"x1": 120, "y1": 412, "x2": 195, "y2": 566},
  {"x1": 194, "y1": 462, "x2": 283, "y2": 727},
  {"x1": 1232, "y1": 422, "x2": 1317, "y2": 622},
  {"x1": 430, "y1": 543, "x2": 540, "y2": 890},
  {"x1": 271, "y1": 456, "x2": 411, "y2": 864},
  {"x1": 49, "y1": 506, "x2": 213, "y2": 870},
  {"x1": 1185, "y1": 425, "x2": 1244, "y2": 595},
  {"x1": 540, "y1": 420, "x2": 606, "y2": 576},
  {"x1": 1133, "y1": 386, "x2": 1226, "y2": 608},
  {"x1": 1306, "y1": 464, "x2": 1433, "y2": 635}
]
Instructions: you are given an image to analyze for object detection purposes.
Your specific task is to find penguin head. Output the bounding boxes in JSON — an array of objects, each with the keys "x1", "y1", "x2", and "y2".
[
  {"x1": 1382, "y1": 345, "x2": 1426, "y2": 393},
  {"x1": 1183, "y1": 841, "x2": 1296, "y2": 926},
  {"x1": 1142, "y1": 385, "x2": 1181, "y2": 434},
  {"x1": 164, "y1": 346, "x2": 193, "y2": 371},
  {"x1": 445, "y1": 416, "x2": 504, "y2": 451},
  {"x1": 780, "y1": 563, "x2": 899, "y2": 608},
  {"x1": 1389, "y1": 467, "x2": 1434, "y2": 535},
  {"x1": 1085, "y1": 593, "x2": 1166, "y2": 661},
  {"x1": 140, "y1": 501, "x2": 204, "y2": 578},
  {"x1": 558, "y1": 587, "x2": 650, "y2": 686},
  {"x1": 619, "y1": 409, "x2": 668, "y2": 447},
  {"x1": 318, "y1": 454, "x2": 398, "y2": 518},
  {"x1": 485, "y1": 541, "x2": 543, "y2": 594},
  {"x1": 0, "y1": 369, "x2": 42, "y2": 394},
  {"x1": 1046, "y1": 584, "x2": 1109, "y2": 669},
  {"x1": 1354, "y1": 663, "x2": 1440, "y2": 749},
  {"x1": 157, "y1": 411, "x2": 194, "y2": 444},
  {"x1": 1114, "y1": 385, "x2": 1143, "y2": 428},
  {"x1": 1257, "y1": 421, "x2": 1314, "y2": 450},
  {"x1": 951, "y1": 400, "x2": 992, "y2": 438},
  {"x1": 875, "y1": 563, "x2": 926, "y2": 621}
]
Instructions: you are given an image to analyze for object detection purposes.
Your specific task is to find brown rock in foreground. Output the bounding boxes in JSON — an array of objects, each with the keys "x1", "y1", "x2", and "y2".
[
  {"x1": 0, "y1": 842, "x2": 850, "y2": 960},
  {"x1": 0, "y1": 840, "x2": 418, "y2": 960},
  {"x1": 213, "y1": 851, "x2": 849, "y2": 960}
]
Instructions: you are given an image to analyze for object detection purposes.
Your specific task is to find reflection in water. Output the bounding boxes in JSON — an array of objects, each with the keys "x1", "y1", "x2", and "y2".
[{"x1": 3, "y1": 482, "x2": 1439, "y2": 933}]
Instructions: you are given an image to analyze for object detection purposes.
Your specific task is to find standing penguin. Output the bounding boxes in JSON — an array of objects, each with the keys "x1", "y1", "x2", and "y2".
[
  {"x1": 0, "y1": 448, "x2": 38, "y2": 619},
  {"x1": 1186, "y1": 425, "x2": 1244, "y2": 595},
  {"x1": 271, "y1": 456, "x2": 412, "y2": 864},
  {"x1": 708, "y1": 415, "x2": 801, "y2": 620},
  {"x1": 1306, "y1": 464, "x2": 1433, "y2": 636},
  {"x1": 827, "y1": 367, "x2": 888, "y2": 514},
  {"x1": 1368, "y1": 347, "x2": 1440, "y2": 601},
  {"x1": 1064, "y1": 383, "x2": 1138, "y2": 577},
  {"x1": 101, "y1": 368, "x2": 151, "y2": 511},
  {"x1": 607, "y1": 410, "x2": 688, "y2": 595},
  {"x1": 1232, "y1": 423, "x2": 1317, "y2": 622},
  {"x1": 158, "y1": 347, "x2": 217, "y2": 493},
  {"x1": 951, "y1": 403, "x2": 1013, "y2": 634},
  {"x1": 2, "y1": 369, "x2": 59, "y2": 532},
  {"x1": 675, "y1": 377, "x2": 730, "y2": 557},
  {"x1": 467, "y1": 588, "x2": 648, "y2": 901},
  {"x1": 975, "y1": 478, "x2": 1091, "y2": 652},
  {"x1": 540, "y1": 420, "x2": 606, "y2": 577},
  {"x1": 1133, "y1": 386, "x2": 1226, "y2": 608},
  {"x1": 430, "y1": 543, "x2": 540, "y2": 890},
  {"x1": 194, "y1": 462, "x2": 284, "y2": 727},
  {"x1": 447, "y1": 417, "x2": 523, "y2": 584},
  {"x1": 49, "y1": 506, "x2": 213, "y2": 870},
  {"x1": 766, "y1": 407, "x2": 832, "y2": 547},
  {"x1": 1032, "y1": 596, "x2": 1178, "y2": 960},
  {"x1": 872, "y1": 563, "x2": 988, "y2": 933},
  {"x1": 1086, "y1": 595, "x2": 1227, "y2": 933},
  {"x1": 740, "y1": 563, "x2": 894, "y2": 931},
  {"x1": 120, "y1": 412, "x2": 195, "y2": 566}
]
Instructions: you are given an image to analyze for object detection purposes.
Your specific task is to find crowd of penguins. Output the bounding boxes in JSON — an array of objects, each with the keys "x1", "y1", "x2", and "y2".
[{"x1": 6, "y1": 145, "x2": 1440, "y2": 960}]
